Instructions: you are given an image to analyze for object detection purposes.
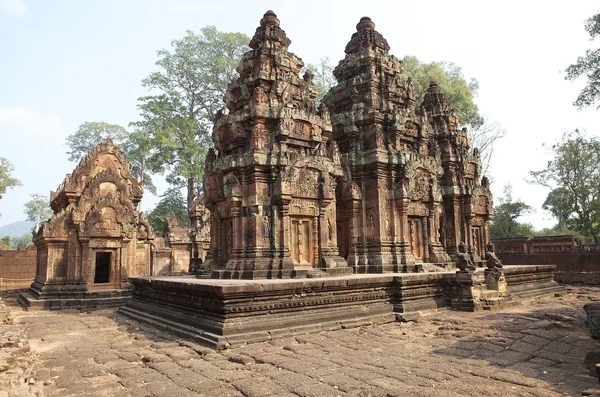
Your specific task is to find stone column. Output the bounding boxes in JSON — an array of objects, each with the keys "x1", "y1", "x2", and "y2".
[
  {"x1": 346, "y1": 200, "x2": 361, "y2": 270},
  {"x1": 399, "y1": 198, "x2": 416, "y2": 272},
  {"x1": 81, "y1": 242, "x2": 90, "y2": 285},
  {"x1": 421, "y1": 217, "x2": 429, "y2": 263}
]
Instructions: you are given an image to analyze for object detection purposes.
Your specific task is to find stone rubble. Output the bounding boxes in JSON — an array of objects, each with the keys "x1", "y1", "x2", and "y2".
[{"x1": 0, "y1": 296, "x2": 42, "y2": 397}]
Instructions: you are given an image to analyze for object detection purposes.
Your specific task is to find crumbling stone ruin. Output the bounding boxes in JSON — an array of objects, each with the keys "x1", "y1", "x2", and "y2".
[
  {"x1": 19, "y1": 140, "x2": 155, "y2": 309},
  {"x1": 203, "y1": 12, "x2": 493, "y2": 279}
]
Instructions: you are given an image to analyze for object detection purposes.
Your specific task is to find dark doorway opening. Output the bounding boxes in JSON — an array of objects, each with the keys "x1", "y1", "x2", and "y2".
[{"x1": 94, "y1": 252, "x2": 111, "y2": 284}]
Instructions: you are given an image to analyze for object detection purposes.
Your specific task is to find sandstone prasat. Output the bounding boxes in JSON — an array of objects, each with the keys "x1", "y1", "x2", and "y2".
[{"x1": 19, "y1": 11, "x2": 562, "y2": 348}]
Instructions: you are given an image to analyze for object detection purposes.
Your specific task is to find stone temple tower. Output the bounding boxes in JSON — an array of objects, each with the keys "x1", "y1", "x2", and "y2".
[
  {"x1": 203, "y1": 11, "x2": 351, "y2": 279},
  {"x1": 326, "y1": 17, "x2": 492, "y2": 272}
]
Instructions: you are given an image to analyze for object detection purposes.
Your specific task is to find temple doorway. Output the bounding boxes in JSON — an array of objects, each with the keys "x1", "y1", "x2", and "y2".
[
  {"x1": 291, "y1": 217, "x2": 313, "y2": 266},
  {"x1": 408, "y1": 217, "x2": 424, "y2": 260},
  {"x1": 94, "y1": 251, "x2": 111, "y2": 284}
]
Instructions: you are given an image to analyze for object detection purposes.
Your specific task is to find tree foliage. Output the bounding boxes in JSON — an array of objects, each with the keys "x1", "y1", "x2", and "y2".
[
  {"x1": 65, "y1": 122, "x2": 156, "y2": 193},
  {"x1": 0, "y1": 157, "x2": 21, "y2": 201},
  {"x1": 565, "y1": 12, "x2": 600, "y2": 109},
  {"x1": 121, "y1": 128, "x2": 157, "y2": 195},
  {"x1": 11, "y1": 232, "x2": 32, "y2": 249},
  {"x1": 530, "y1": 130, "x2": 600, "y2": 242},
  {"x1": 489, "y1": 184, "x2": 535, "y2": 238},
  {"x1": 147, "y1": 187, "x2": 189, "y2": 233},
  {"x1": 305, "y1": 57, "x2": 336, "y2": 102},
  {"x1": 134, "y1": 26, "x2": 250, "y2": 213},
  {"x1": 0, "y1": 236, "x2": 10, "y2": 250},
  {"x1": 23, "y1": 193, "x2": 52, "y2": 234},
  {"x1": 65, "y1": 122, "x2": 129, "y2": 162},
  {"x1": 402, "y1": 55, "x2": 482, "y2": 129}
]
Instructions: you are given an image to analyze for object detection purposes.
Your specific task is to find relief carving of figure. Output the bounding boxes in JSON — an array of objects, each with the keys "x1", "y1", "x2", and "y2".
[{"x1": 261, "y1": 216, "x2": 271, "y2": 242}]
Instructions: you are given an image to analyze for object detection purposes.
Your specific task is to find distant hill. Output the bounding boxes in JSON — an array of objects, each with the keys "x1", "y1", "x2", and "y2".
[{"x1": 0, "y1": 221, "x2": 35, "y2": 238}]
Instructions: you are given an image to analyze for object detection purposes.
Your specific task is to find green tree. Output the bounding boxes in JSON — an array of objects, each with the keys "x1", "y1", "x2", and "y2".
[
  {"x1": 305, "y1": 57, "x2": 336, "y2": 101},
  {"x1": 65, "y1": 121, "x2": 156, "y2": 194},
  {"x1": 0, "y1": 157, "x2": 21, "y2": 200},
  {"x1": 542, "y1": 187, "x2": 575, "y2": 231},
  {"x1": 134, "y1": 26, "x2": 250, "y2": 215},
  {"x1": 530, "y1": 130, "x2": 600, "y2": 242},
  {"x1": 121, "y1": 128, "x2": 157, "y2": 195},
  {"x1": 402, "y1": 55, "x2": 482, "y2": 128},
  {"x1": 565, "y1": 12, "x2": 600, "y2": 109},
  {"x1": 0, "y1": 236, "x2": 10, "y2": 250},
  {"x1": 489, "y1": 184, "x2": 535, "y2": 238},
  {"x1": 65, "y1": 121, "x2": 129, "y2": 162},
  {"x1": 23, "y1": 193, "x2": 52, "y2": 234},
  {"x1": 11, "y1": 232, "x2": 32, "y2": 249},
  {"x1": 147, "y1": 187, "x2": 189, "y2": 233},
  {"x1": 0, "y1": 157, "x2": 21, "y2": 218}
]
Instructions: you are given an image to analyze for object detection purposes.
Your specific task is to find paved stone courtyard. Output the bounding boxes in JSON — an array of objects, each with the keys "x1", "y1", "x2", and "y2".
[{"x1": 2, "y1": 286, "x2": 600, "y2": 396}]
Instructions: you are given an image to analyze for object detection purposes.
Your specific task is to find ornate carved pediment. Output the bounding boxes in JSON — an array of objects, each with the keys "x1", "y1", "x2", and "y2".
[
  {"x1": 407, "y1": 168, "x2": 431, "y2": 202},
  {"x1": 51, "y1": 140, "x2": 141, "y2": 212},
  {"x1": 37, "y1": 209, "x2": 68, "y2": 240}
]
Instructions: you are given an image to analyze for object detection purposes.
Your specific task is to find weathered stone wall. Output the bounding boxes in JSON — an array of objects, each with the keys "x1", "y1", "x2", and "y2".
[
  {"x1": 0, "y1": 249, "x2": 36, "y2": 290},
  {"x1": 494, "y1": 236, "x2": 600, "y2": 284}
]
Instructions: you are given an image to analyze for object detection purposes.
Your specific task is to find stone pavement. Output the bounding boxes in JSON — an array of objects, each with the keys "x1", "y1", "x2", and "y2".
[
  {"x1": 2, "y1": 287, "x2": 600, "y2": 396},
  {"x1": 0, "y1": 297, "x2": 42, "y2": 396}
]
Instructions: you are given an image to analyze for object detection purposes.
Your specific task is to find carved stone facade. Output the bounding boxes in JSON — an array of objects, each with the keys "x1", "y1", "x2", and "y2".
[
  {"x1": 21, "y1": 140, "x2": 154, "y2": 306},
  {"x1": 189, "y1": 194, "x2": 211, "y2": 267},
  {"x1": 325, "y1": 17, "x2": 493, "y2": 273},
  {"x1": 203, "y1": 11, "x2": 350, "y2": 278},
  {"x1": 203, "y1": 12, "x2": 492, "y2": 279}
]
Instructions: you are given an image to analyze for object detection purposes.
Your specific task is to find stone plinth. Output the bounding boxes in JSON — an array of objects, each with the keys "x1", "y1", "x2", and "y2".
[{"x1": 119, "y1": 265, "x2": 564, "y2": 349}]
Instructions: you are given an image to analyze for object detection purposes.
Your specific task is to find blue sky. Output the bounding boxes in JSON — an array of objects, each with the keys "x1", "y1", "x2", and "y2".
[{"x1": 1, "y1": 0, "x2": 599, "y2": 229}]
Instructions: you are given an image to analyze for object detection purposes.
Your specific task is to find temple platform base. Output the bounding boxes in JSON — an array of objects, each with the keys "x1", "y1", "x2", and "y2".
[
  {"x1": 118, "y1": 265, "x2": 563, "y2": 349},
  {"x1": 18, "y1": 281, "x2": 130, "y2": 311}
]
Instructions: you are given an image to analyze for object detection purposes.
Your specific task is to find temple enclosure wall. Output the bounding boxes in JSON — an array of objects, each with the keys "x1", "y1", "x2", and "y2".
[
  {"x1": 493, "y1": 235, "x2": 600, "y2": 284},
  {"x1": 0, "y1": 249, "x2": 36, "y2": 290}
]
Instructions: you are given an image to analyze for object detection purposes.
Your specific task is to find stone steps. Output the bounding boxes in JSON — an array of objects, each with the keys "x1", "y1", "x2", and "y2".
[{"x1": 18, "y1": 290, "x2": 130, "y2": 311}]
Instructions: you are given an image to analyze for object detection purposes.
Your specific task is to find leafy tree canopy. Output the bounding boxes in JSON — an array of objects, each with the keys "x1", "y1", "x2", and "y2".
[
  {"x1": 402, "y1": 55, "x2": 482, "y2": 129},
  {"x1": 65, "y1": 122, "x2": 128, "y2": 162},
  {"x1": 65, "y1": 121, "x2": 156, "y2": 194},
  {"x1": 0, "y1": 157, "x2": 21, "y2": 201},
  {"x1": 23, "y1": 193, "x2": 52, "y2": 234},
  {"x1": 489, "y1": 184, "x2": 535, "y2": 238},
  {"x1": 0, "y1": 157, "x2": 22, "y2": 218},
  {"x1": 530, "y1": 130, "x2": 600, "y2": 243},
  {"x1": 11, "y1": 232, "x2": 32, "y2": 249},
  {"x1": 565, "y1": 12, "x2": 600, "y2": 109},
  {"x1": 304, "y1": 57, "x2": 336, "y2": 102},
  {"x1": 147, "y1": 187, "x2": 189, "y2": 234},
  {"x1": 134, "y1": 26, "x2": 250, "y2": 214}
]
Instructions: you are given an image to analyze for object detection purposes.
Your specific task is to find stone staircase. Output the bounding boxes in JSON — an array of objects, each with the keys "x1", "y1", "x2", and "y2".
[{"x1": 18, "y1": 288, "x2": 130, "y2": 311}]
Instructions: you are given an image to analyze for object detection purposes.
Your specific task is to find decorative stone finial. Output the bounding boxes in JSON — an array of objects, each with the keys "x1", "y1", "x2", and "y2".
[
  {"x1": 260, "y1": 10, "x2": 280, "y2": 27},
  {"x1": 428, "y1": 82, "x2": 440, "y2": 93},
  {"x1": 356, "y1": 16, "x2": 375, "y2": 31}
]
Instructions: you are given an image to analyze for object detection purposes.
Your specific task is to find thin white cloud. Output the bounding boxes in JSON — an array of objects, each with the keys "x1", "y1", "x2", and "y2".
[
  {"x1": 0, "y1": 108, "x2": 63, "y2": 134},
  {"x1": 0, "y1": 0, "x2": 26, "y2": 15}
]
